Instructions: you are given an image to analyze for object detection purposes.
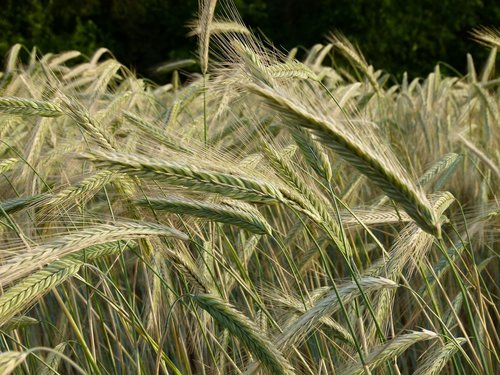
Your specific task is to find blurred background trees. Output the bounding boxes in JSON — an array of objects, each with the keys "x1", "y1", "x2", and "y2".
[{"x1": 1, "y1": 0, "x2": 498, "y2": 78}]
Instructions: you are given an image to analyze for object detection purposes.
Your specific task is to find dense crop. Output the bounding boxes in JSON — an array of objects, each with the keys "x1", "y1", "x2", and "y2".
[{"x1": 0, "y1": 3, "x2": 498, "y2": 374}]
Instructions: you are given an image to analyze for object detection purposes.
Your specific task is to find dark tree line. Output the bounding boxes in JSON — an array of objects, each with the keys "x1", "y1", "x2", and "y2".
[{"x1": 1, "y1": 0, "x2": 498, "y2": 78}]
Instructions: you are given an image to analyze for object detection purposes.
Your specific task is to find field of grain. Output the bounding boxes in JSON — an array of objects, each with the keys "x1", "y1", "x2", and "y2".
[{"x1": 0, "y1": 3, "x2": 498, "y2": 374}]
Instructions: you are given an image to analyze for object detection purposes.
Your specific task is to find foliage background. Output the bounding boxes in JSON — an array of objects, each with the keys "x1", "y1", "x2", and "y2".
[{"x1": 0, "y1": 0, "x2": 499, "y2": 78}]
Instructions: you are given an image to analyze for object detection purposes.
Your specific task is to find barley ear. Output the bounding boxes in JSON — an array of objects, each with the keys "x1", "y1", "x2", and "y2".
[
  {"x1": 328, "y1": 33, "x2": 381, "y2": 94},
  {"x1": 82, "y1": 150, "x2": 286, "y2": 204},
  {"x1": 417, "y1": 153, "x2": 461, "y2": 189},
  {"x1": 0, "y1": 222, "x2": 187, "y2": 286},
  {"x1": 289, "y1": 125, "x2": 333, "y2": 183}
]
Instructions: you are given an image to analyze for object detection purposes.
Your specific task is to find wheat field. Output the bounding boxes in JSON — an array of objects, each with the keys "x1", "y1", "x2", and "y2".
[{"x1": 0, "y1": 2, "x2": 498, "y2": 374}]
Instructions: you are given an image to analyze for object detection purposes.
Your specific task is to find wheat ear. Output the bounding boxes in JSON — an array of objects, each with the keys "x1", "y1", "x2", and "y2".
[
  {"x1": 0, "y1": 97, "x2": 63, "y2": 117},
  {"x1": 414, "y1": 338, "x2": 466, "y2": 375},
  {"x1": 192, "y1": 293, "x2": 294, "y2": 375},
  {"x1": 246, "y1": 82, "x2": 440, "y2": 237},
  {"x1": 0, "y1": 158, "x2": 18, "y2": 174},
  {"x1": 0, "y1": 242, "x2": 131, "y2": 326},
  {"x1": 38, "y1": 342, "x2": 67, "y2": 375},
  {"x1": 339, "y1": 329, "x2": 439, "y2": 375},
  {"x1": 0, "y1": 316, "x2": 38, "y2": 331},
  {"x1": 136, "y1": 196, "x2": 272, "y2": 235},
  {"x1": 0, "y1": 222, "x2": 187, "y2": 286},
  {"x1": 275, "y1": 277, "x2": 398, "y2": 350},
  {"x1": 198, "y1": 0, "x2": 218, "y2": 74},
  {"x1": 82, "y1": 150, "x2": 286, "y2": 204},
  {"x1": 0, "y1": 351, "x2": 29, "y2": 375}
]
